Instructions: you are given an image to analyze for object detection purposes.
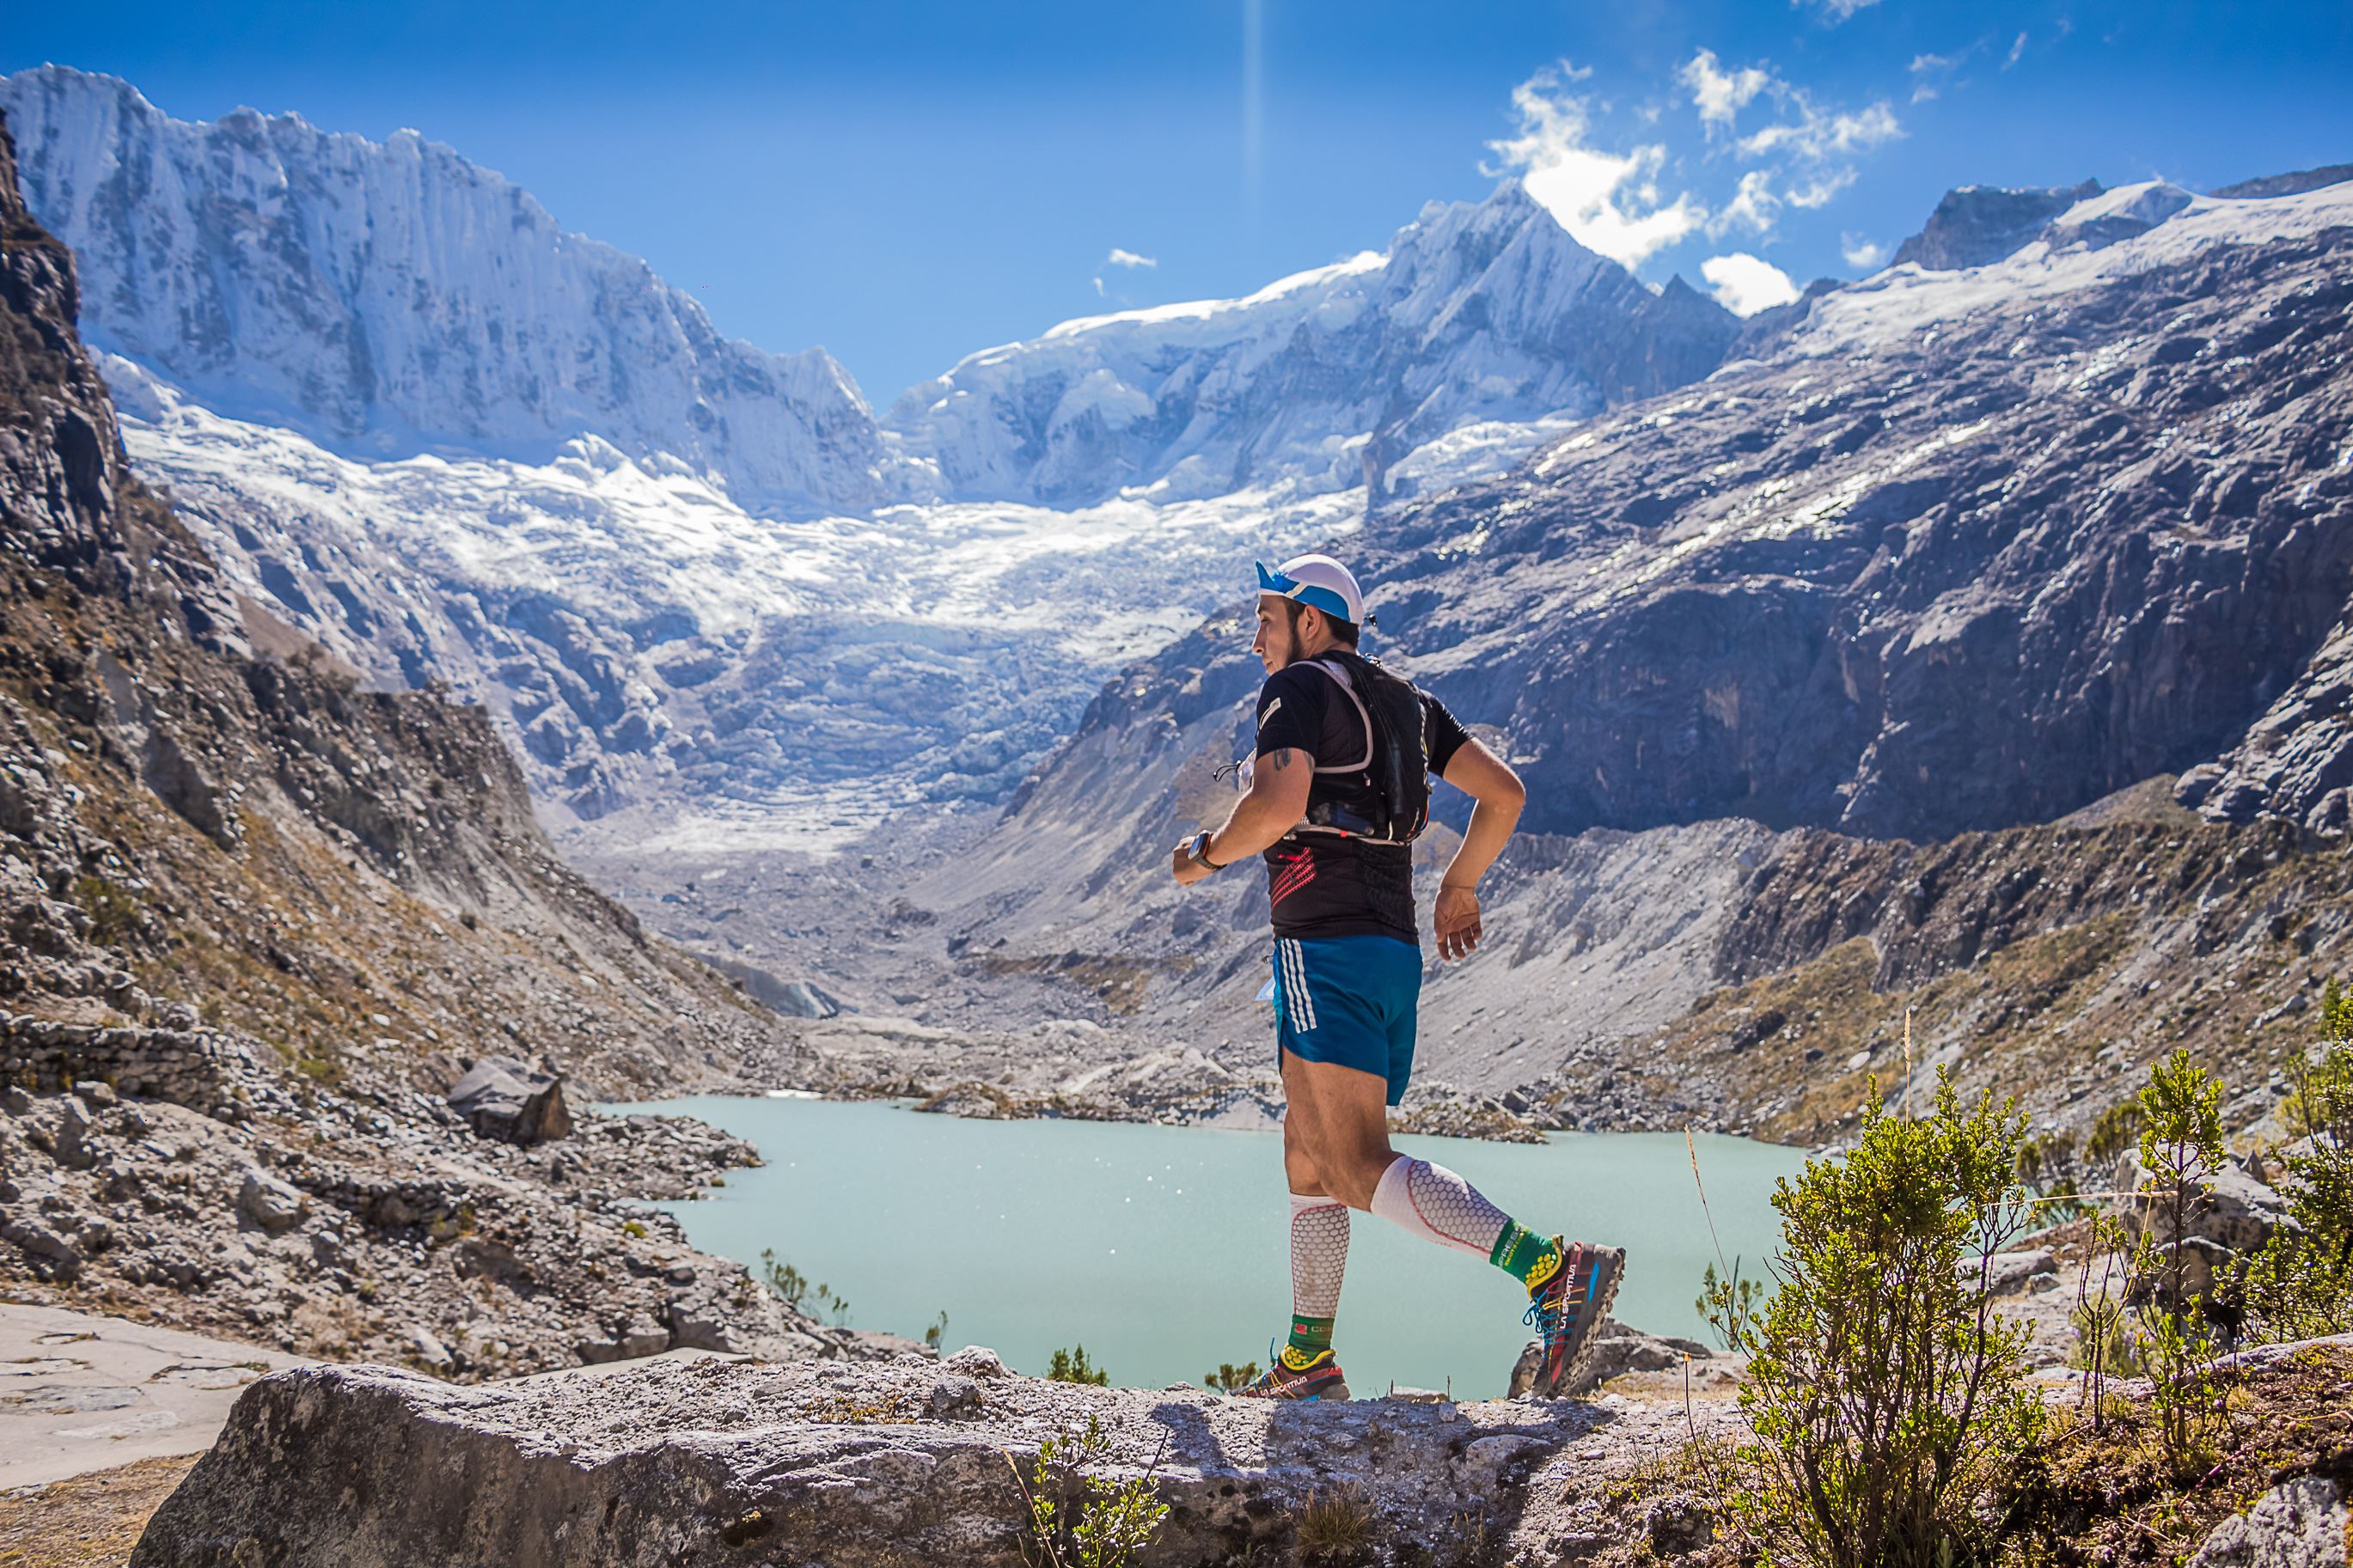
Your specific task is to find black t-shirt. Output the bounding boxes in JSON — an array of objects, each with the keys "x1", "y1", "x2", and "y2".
[{"x1": 1251, "y1": 660, "x2": 1471, "y2": 943}]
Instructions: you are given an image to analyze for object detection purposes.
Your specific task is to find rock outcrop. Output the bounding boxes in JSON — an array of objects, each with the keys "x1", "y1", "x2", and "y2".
[
  {"x1": 448, "y1": 1056, "x2": 573, "y2": 1146},
  {"x1": 2187, "y1": 1476, "x2": 2349, "y2": 1567},
  {"x1": 126, "y1": 1352, "x2": 1739, "y2": 1567},
  {"x1": 1892, "y1": 180, "x2": 2102, "y2": 269}
]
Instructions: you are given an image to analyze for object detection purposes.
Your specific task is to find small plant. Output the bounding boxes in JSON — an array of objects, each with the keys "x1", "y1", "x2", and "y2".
[
  {"x1": 1048, "y1": 1345, "x2": 1109, "y2": 1385},
  {"x1": 2124, "y1": 1047, "x2": 2228, "y2": 1467},
  {"x1": 2015, "y1": 1127, "x2": 2091, "y2": 1219},
  {"x1": 2068, "y1": 1209, "x2": 2138, "y2": 1431},
  {"x1": 1702, "y1": 1072, "x2": 2044, "y2": 1568},
  {"x1": 759, "y1": 1250, "x2": 847, "y2": 1323},
  {"x1": 2084, "y1": 1098, "x2": 2144, "y2": 1170},
  {"x1": 1293, "y1": 1484, "x2": 1376, "y2": 1564},
  {"x1": 925, "y1": 1310, "x2": 950, "y2": 1350},
  {"x1": 1696, "y1": 1257, "x2": 1762, "y2": 1352},
  {"x1": 72, "y1": 876, "x2": 145, "y2": 947},
  {"x1": 760, "y1": 1248, "x2": 806, "y2": 1307},
  {"x1": 1007, "y1": 1413, "x2": 1170, "y2": 1568},
  {"x1": 1201, "y1": 1360, "x2": 1261, "y2": 1392},
  {"x1": 2246, "y1": 998, "x2": 2353, "y2": 1339},
  {"x1": 620, "y1": 1219, "x2": 649, "y2": 1239}
]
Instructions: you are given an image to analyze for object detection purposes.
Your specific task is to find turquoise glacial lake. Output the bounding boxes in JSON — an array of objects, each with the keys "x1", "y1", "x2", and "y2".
[{"x1": 602, "y1": 1095, "x2": 1808, "y2": 1401}]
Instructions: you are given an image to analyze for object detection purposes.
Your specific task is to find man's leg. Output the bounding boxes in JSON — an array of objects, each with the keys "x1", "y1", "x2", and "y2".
[
  {"x1": 1232, "y1": 1060, "x2": 1354, "y2": 1399},
  {"x1": 1282, "y1": 1050, "x2": 1623, "y2": 1395},
  {"x1": 1280, "y1": 1099, "x2": 1349, "y2": 1368},
  {"x1": 1283, "y1": 1051, "x2": 1543, "y2": 1269}
]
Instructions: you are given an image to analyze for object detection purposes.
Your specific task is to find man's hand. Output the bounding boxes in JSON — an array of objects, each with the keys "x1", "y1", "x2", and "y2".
[
  {"x1": 1433, "y1": 882, "x2": 1483, "y2": 961},
  {"x1": 1172, "y1": 839, "x2": 1215, "y2": 886}
]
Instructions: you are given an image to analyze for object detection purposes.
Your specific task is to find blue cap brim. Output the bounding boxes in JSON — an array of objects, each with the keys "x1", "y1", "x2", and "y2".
[{"x1": 1253, "y1": 561, "x2": 1354, "y2": 623}]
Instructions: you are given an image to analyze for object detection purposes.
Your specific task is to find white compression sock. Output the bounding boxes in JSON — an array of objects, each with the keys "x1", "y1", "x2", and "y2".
[
  {"x1": 1289, "y1": 1193, "x2": 1349, "y2": 1321},
  {"x1": 1369, "y1": 1155, "x2": 1510, "y2": 1260}
]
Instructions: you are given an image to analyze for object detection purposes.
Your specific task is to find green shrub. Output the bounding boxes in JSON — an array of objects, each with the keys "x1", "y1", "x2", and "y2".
[
  {"x1": 924, "y1": 1310, "x2": 950, "y2": 1350},
  {"x1": 2247, "y1": 1010, "x2": 2353, "y2": 1340},
  {"x1": 1047, "y1": 1345, "x2": 1109, "y2": 1386},
  {"x1": 1201, "y1": 1360, "x2": 1260, "y2": 1392},
  {"x1": 2124, "y1": 1048, "x2": 2228, "y2": 1466},
  {"x1": 760, "y1": 1248, "x2": 806, "y2": 1307},
  {"x1": 1008, "y1": 1413, "x2": 1169, "y2": 1568},
  {"x1": 1702, "y1": 1073, "x2": 2044, "y2": 1568},
  {"x1": 759, "y1": 1250, "x2": 850, "y2": 1326}
]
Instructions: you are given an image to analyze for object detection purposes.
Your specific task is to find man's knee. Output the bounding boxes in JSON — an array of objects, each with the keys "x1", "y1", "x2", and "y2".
[{"x1": 1327, "y1": 1146, "x2": 1392, "y2": 1211}]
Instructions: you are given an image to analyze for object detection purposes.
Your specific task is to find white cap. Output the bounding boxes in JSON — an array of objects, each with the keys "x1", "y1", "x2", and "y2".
[{"x1": 1255, "y1": 553, "x2": 1365, "y2": 625}]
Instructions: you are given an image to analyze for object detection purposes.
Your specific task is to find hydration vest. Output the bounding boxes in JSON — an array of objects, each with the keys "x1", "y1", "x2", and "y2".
[{"x1": 1293, "y1": 651, "x2": 1433, "y2": 846}]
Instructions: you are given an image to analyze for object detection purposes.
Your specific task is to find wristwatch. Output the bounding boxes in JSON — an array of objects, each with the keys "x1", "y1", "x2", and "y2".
[{"x1": 1186, "y1": 831, "x2": 1225, "y2": 872}]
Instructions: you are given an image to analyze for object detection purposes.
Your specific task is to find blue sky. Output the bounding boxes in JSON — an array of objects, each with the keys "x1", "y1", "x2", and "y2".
[{"x1": 8, "y1": 3, "x2": 2350, "y2": 403}]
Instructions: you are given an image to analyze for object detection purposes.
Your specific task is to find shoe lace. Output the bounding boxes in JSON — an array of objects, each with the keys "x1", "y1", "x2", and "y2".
[{"x1": 1524, "y1": 1293, "x2": 1569, "y2": 1347}]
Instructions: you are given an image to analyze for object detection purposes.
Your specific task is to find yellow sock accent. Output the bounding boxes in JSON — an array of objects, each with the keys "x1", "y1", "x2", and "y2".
[
  {"x1": 1280, "y1": 1345, "x2": 1333, "y2": 1373},
  {"x1": 1524, "y1": 1245, "x2": 1565, "y2": 1296}
]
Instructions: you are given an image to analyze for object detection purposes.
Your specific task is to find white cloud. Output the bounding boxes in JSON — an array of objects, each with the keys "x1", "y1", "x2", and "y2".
[
  {"x1": 1712, "y1": 169, "x2": 1782, "y2": 236},
  {"x1": 1682, "y1": 49, "x2": 1771, "y2": 127},
  {"x1": 1907, "y1": 50, "x2": 1962, "y2": 103},
  {"x1": 2003, "y1": 31, "x2": 2028, "y2": 67},
  {"x1": 1841, "y1": 233, "x2": 1886, "y2": 269},
  {"x1": 1786, "y1": 168, "x2": 1856, "y2": 208},
  {"x1": 1738, "y1": 98, "x2": 1901, "y2": 162},
  {"x1": 1105, "y1": 248, "x2": 1158, "y2": 269},
  {"x1": 1702, "y1": 253, "x2": 1801, "y2": 315},
  {"x1": 1091, "y1": 277, "x2": 1106, "y2": 296},
  {"x1": 1486, "y1": 66, "x2": 1708, "y2": 267},
  {"x1": 1793, "y1": 0, "x2": 1881, "y2": 22}
]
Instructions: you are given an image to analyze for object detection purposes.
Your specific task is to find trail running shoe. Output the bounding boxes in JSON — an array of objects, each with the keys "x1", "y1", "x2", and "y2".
[
  {"x1": 1230, "y1": 1341, "x2": 1350, "y2": 1401},
  {"x1": 1522, "y1": 1238, "x2": 1625, "y2": 1399}
]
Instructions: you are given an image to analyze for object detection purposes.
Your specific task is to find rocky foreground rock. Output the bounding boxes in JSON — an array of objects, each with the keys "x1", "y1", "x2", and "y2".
[{"x1": 125, "y1": 1348, "x2": 1740, "y2": 1568}]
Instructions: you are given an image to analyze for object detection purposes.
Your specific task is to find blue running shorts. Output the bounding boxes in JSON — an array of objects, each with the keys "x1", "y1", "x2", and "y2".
[{"x1": 1270, "y1": 935, "x2": 1422, "y2": 1107}]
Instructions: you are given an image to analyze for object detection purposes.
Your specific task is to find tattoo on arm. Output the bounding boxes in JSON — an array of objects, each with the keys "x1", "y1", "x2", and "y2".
[{"x1": 1266, "y1": 747, "x2": 1295, "y2": 773}]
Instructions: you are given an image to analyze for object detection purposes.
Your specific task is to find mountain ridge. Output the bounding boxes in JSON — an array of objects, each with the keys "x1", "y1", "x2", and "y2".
[{"x1": 0, "y1": 64, "x2": 888, "y2": 516}]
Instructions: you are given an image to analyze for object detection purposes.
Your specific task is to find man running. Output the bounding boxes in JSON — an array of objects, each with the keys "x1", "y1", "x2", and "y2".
[{"x1": 1170, "y1": 552, "x2": 1623, "y2": 1401}]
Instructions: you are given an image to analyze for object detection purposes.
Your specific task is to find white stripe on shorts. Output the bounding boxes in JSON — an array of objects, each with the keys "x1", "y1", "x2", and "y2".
[{"x1": 1280, "y1": 939, "x2": 1319, "y2": 1033}]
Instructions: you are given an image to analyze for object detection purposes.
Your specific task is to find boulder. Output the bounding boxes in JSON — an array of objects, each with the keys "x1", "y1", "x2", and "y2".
[
  {"x1": 405, "y1": 1325, "x2": 454, "y2": 1373},
  {"x1": 1507, "y1": 1317, "x2": 1717, "y2": 1397},
  {"x1": 2188, "y1": 1475, "x2": 2348, "y2": 1567},
  {"x1": 235, "y1": 1168, "x2": 308, "y2": 1234},
  {"x1": 447, "y1": 1056, "x2": 571, "y2": 1146},
  {"x1": 1969, "y1": 1248, "x2": 2059, "y2": 1296},
  {"x1": 125, "y1": 1358, "x2": 1645, "y2": 1567},
  {"x1": 2115, "y1": 1152, "x2": 2293, "y2": 1256}
]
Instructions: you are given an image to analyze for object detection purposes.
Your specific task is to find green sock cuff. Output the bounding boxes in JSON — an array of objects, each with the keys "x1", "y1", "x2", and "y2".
[
  {"x1": 1490, "y1": 1223, "x2": 1559, "y2": 1284},
  {"x1": 1287, "y1": 1315, "x2": 1335, "y2": 1355}
]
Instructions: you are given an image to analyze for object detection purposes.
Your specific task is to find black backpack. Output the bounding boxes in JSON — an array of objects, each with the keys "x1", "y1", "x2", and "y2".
[{"x1": 1297, "y1": 650, "x2": 1432, "y2": 845}]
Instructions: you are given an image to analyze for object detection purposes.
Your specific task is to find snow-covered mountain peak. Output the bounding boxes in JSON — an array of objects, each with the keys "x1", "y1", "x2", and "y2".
[
  {"x1": 2039, "y1": 180, "x2": 2200, "y2": 250},
  {"x1": 884, "y1": 178, "x2": 1735, "y2": 509},
  {"x1": 0, "y1": 64, "x2": 889, "y2": 516}
]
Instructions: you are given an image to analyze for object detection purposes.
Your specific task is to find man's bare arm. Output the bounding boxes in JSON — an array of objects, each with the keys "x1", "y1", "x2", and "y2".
[
  {"x1": 1171, "y1": 747, "x2": 1311, "y2": 882},
  {"x1": 1431, "y1": 738, "x2": 1525, "y2": 959}
]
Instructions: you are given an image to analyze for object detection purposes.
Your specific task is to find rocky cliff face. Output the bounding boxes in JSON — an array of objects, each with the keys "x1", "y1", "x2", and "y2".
[
  {"x1": 0, "y1": 106, "x2": 842, "y2": 1375},
  {"x1": 1890, "y1": 180, "x2": 2102, "y2": 269},
  {"x1": 885, "y1": 180, "x2": 1739, "y2": 508},
  {"x1": 0, "y1": 66, "x2": 887, "y2": 516}
]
